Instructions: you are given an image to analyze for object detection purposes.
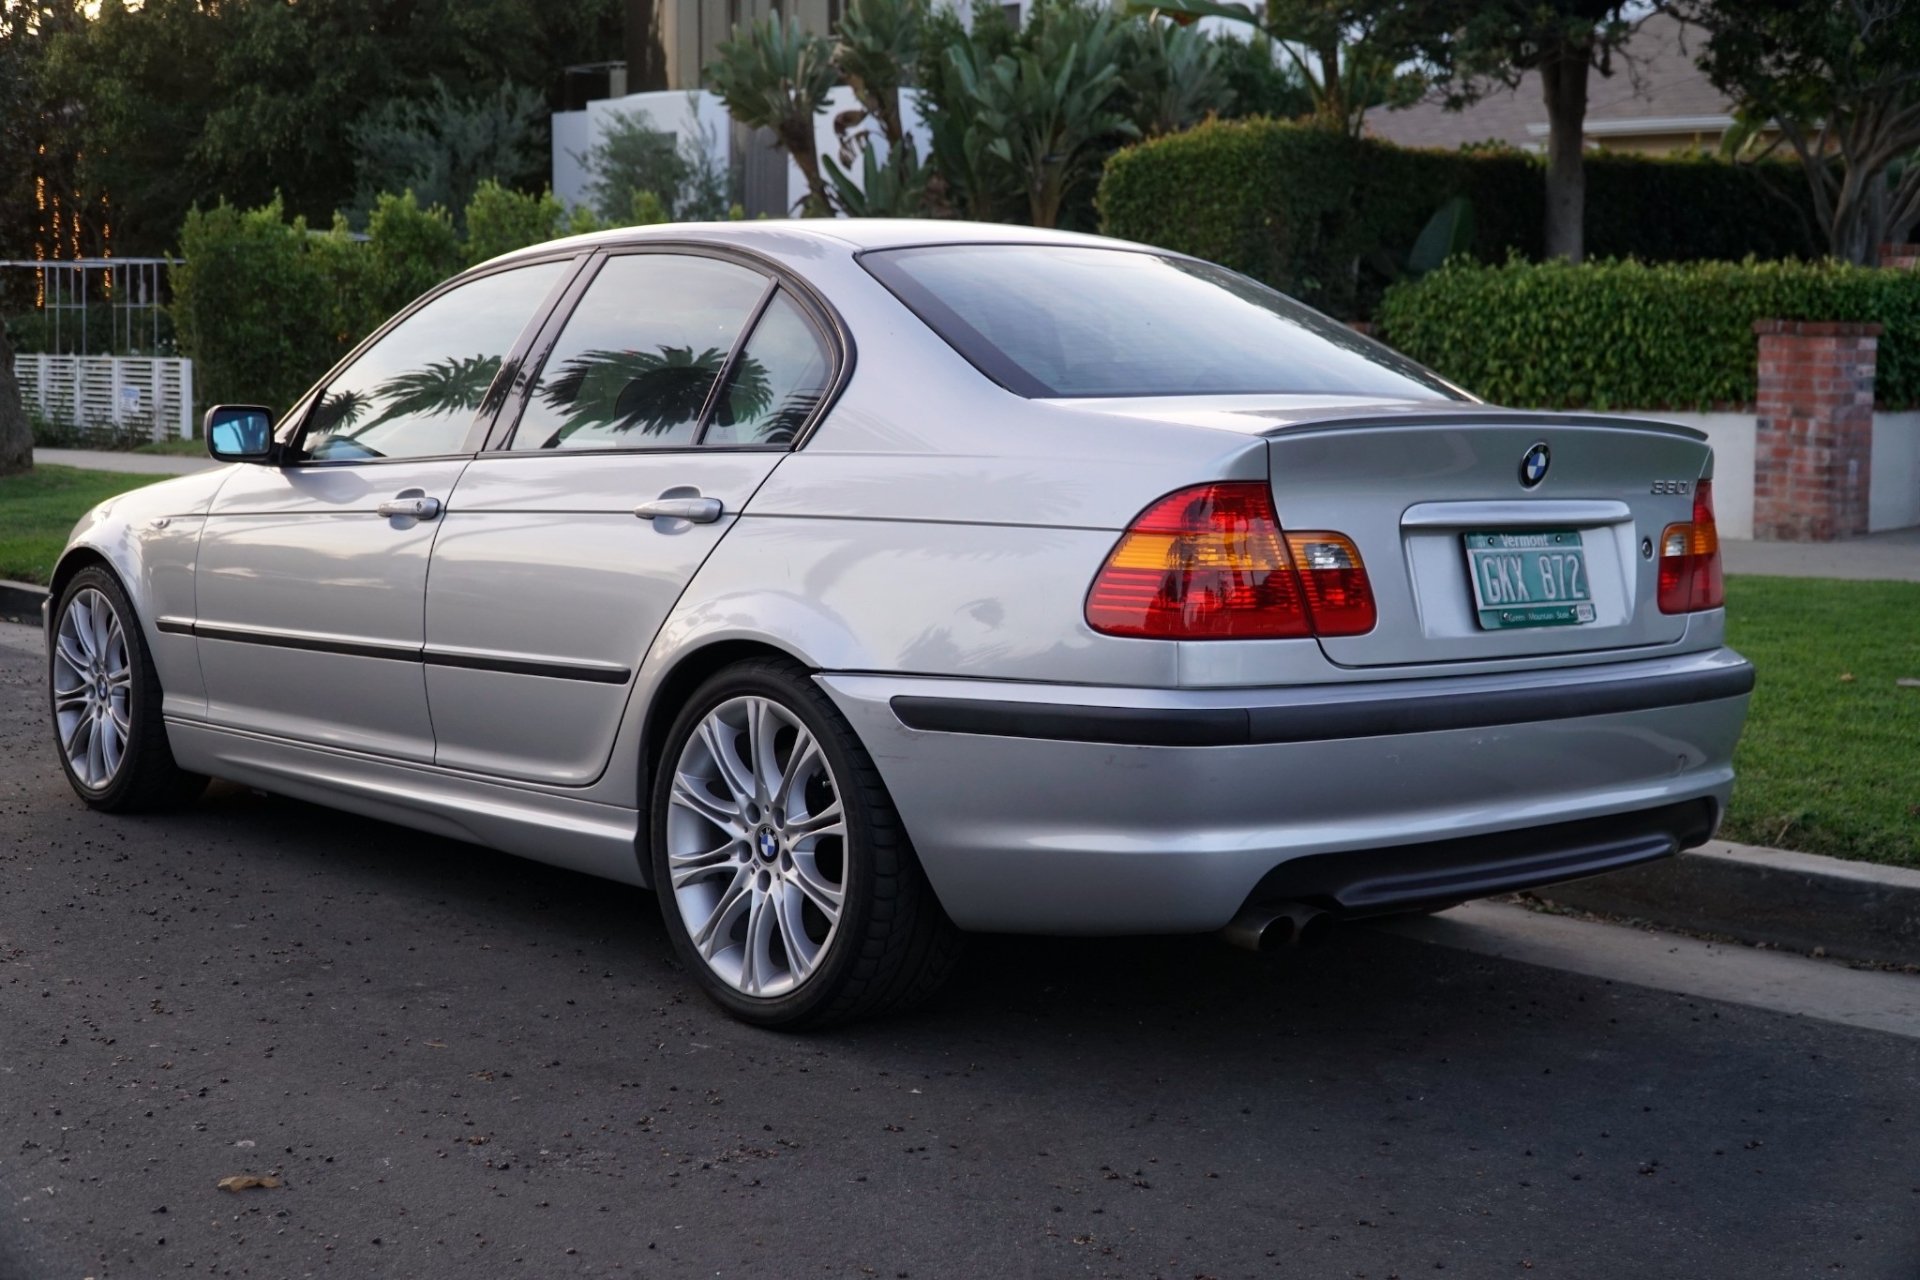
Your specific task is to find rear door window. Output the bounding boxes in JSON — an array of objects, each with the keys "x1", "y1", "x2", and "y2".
[{"x1": 510, "y1": 254, "x2": 770, "y2": 451}]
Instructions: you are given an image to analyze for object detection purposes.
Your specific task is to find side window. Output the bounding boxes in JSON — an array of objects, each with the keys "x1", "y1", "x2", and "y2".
[
  {"x1": 510, "y1": 254, "x2": 769, "y2": 452},
  {"x1": 299, "y1": 261, "x2": 567, "y2": 462},
  {"x1": 702, "y1": 290, "x2": 832, "y2": 447}
]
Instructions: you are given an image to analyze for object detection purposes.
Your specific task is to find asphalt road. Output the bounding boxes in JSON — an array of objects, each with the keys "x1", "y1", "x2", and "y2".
[{"x1": 2, "y1": 625, "x2": 1917, "y2": 1280}]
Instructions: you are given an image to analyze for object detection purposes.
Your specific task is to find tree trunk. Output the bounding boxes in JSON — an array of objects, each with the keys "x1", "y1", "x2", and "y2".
[
  {"x1": 0, "y1": 320, "x2": 31, "y2": 477},
  {"x1": 1539, "y1": 43, "x2": 1591, "y2": 264}
]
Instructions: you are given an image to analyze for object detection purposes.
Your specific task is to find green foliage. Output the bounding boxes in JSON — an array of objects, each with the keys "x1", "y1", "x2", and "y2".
[
  {"x1": 359, "y1": 192, "x2": 465, "y2": 332},
  {"x1": 171, "y1": 196, "x2": 344, "y2": 414},
  {"x1": 834, "y1": 0, "x2": 926, "y2": 146},
  {"x1": 347, "y1": 80, "x2": 548, "y2": 229},
  {"x1": 1097, "y1": 117, "x2": 1820, "y2": 319},
  {"x1": 1212, "y1": 34, "x2": 1313, "y2": 121},
  {"x1": 1120, "y1": 20, "x2": 1234, "y2": 139},
  {"x1": 707, "y1": 16, "x2": 839, "y2": 215},
  {"x1": 944, "y1": 2, "x2": 1139, "y2": 229},
  {"x1": 576, "y1": 106, "x2": 730, "y2": 223},
  {"x1": 630, "y1": 189, "x2": 671, "y2": 226},
  {"x1": 1376, "y1": 257, "x2": 1920, "y2": 411},
  {"x1": 464, "y1": 181, "x2": 571, "y2": 266},
  {"x1": 823, "y1": 138, "x2": 934, "y2": 216}
]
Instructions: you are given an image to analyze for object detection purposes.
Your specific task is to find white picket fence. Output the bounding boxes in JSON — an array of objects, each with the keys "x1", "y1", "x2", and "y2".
[{"x1": 15, "y1": 354, "x2": 195, "y2": 443}]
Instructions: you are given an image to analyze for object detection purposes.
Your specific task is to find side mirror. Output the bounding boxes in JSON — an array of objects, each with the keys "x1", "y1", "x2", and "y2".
[{"x1": 204, "y1": 406, "x2": 276, "y2": 463}]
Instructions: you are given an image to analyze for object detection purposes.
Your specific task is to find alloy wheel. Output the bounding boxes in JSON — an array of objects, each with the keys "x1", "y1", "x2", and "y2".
[
  {"x1": 52, "y1": 587, "x2": 133, "y2": 790},
  {"x1": 664, "y1": 695, "x2": 848, "y2": 999}
]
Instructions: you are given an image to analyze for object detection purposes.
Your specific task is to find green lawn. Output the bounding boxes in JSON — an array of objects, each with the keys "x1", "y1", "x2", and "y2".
[
  {"x1": 1720, "y1": 575, "x2": 1920, "y2": 867},
  {"x1": 0, "y1": 465, "x2": 171, "y2": 585}
]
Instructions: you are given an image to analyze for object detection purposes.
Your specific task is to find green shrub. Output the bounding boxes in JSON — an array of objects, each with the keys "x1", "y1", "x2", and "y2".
[
  {"x1": 172, "y1": 196, "x2": 346, "y2": 413},
  {"x1": 1095, "y1": 118, "x2": 1819, "y2": 319},
  {"x1": 1376, "y1": 257, "x2": 1920, "y2": 410},
  {"x1": 464, "y1": 180, "x2": 574, "y2": 265}
]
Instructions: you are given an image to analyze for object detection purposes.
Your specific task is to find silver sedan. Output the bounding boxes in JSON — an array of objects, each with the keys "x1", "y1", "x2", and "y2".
[{"x1": 45, "y1": 221, "x2": 1752, "y2": 1026}]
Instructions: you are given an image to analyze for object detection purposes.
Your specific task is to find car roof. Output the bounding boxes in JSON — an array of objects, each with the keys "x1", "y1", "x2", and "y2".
[{"x1": 482, "y1": 218, "x2": 1146, "y2": 271}]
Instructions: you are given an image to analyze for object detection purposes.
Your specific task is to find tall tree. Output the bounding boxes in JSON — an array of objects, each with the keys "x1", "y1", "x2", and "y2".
[
  {"x1": 1678, "y1": 0, "x2": 1920, "y2": 265},
  {"x1": 1419, "y1": 2, "x2": 1647, "y2": 263}
]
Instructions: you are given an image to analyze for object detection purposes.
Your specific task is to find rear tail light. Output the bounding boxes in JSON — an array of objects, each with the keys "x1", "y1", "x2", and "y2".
[
  {"x1": 1085, "y1": 483, "x2": 1375, "y2": 639},
  {"x1": 1657, "y1": 480, "x2": 1724, "y2": 614}
]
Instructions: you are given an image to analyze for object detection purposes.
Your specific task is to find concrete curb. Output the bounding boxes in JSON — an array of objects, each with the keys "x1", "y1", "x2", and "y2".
[
  {"x1": 0, "y1": 579, "x2": 47, "y2": 627},
  {"x1": 1539, "y1": 839, "x2": 1920, "y2": 969}
]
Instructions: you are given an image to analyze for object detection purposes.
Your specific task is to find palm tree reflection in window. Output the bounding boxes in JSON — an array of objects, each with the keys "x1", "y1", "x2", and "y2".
[
  {"x1": 305, "y1": 354, "x2": 504, "y2": 459},
  {"x1": 522, "y1": 345, "x2": 821, "y2": 449}
]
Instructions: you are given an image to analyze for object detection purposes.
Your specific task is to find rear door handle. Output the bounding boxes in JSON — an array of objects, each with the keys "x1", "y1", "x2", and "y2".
[
  {"x1": 377, "y1": 496, "x2": 442, "y2": 520},
  {"x1": 634, "y1": 497, "x2": 723, "y2": 524}
]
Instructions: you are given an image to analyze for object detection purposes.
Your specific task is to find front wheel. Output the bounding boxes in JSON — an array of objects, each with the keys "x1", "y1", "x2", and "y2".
[
  {"x1": 649, "y1": 657, "x2": 959, "y2": 1028},
  {"x1": 49, "y1": 567, "x2": 207, "y2": 812}
]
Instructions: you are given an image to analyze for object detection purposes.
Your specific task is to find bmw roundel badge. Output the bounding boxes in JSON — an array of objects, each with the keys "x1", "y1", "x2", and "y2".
[{"x1": 1519, "y1": 442, "x2": 1551, "y2": 488}]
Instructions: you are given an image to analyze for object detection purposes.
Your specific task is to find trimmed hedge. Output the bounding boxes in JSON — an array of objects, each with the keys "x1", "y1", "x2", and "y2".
[
  {"x1": 1095, "y1": 118, "x2": 1818, "y2": 320},
  {"x1": 1375, "y1": 258, "x2": 1920, "y2": 410}
]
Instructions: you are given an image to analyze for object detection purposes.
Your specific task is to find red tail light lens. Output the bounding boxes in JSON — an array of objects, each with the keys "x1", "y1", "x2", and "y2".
[
  {"x1": 1657, "y1": 480, "x2": 1724, "y2": 614},
  {"x1": 1085, "y1": 483, "x2": 1375, "y2": 639}
]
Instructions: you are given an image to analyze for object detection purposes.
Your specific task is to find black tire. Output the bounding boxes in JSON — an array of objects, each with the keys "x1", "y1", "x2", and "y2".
[
  {"x1": 48, "y1": 566, "x2": 207, "y2": 813},
  {"x1": 648, "y1": 656, "x2": 961, "y2": 1029}
]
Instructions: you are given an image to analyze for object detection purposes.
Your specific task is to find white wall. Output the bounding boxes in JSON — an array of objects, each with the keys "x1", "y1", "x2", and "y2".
[
  {"x1": 16, "y1": 354, "x2": 195, "y2": 442},
  {"x1": 1871, "y1": 411, "x2": 1920, "y2": 533},
  {"x1": 1618, "y1": 411, "x2": 1758, "y2": 541}
]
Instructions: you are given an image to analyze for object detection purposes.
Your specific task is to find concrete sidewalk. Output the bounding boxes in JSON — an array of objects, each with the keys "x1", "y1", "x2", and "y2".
[
  {"x1": 34, "y1": 446, "x2": 216, "y2": 476},
  {"x1": 1722, "y1": 527, "x2": 1920, "y2": 582}
]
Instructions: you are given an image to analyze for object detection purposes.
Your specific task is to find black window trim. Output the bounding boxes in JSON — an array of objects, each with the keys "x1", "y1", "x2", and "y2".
[
  {"x1": 477, "y1": 239, "x2": 855, "y2": 460},
  {"x1": 275, "y1": 249, "x2": 593, "y2": 469},
  {"x1": 855, "y1": 240, "x2": 1469, "y2": 404}
]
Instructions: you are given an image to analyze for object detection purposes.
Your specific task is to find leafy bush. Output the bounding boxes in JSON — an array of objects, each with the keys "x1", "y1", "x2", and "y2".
[
  {"x1": 1096, "y1": 117, "x2": 1820, "y2": 318},
  {"x1": 1376, "y1": 257, "x2": 1920, "y2": 410}
]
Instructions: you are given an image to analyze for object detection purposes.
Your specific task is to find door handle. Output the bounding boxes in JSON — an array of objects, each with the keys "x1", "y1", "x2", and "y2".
[
  {"x1": 634, "y1": 496, "x2": 723, "y2": 524},
  {"x1": 377, "y1": 496, "x2": 442, "y2": 520}
]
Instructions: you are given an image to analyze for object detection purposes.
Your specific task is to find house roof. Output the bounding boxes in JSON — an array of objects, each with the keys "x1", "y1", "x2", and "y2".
[{"x1": 1367, "y1": 13, "x2": 1734, "y2": 152}]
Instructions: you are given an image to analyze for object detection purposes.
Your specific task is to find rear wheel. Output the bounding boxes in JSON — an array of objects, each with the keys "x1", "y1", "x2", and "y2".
[
  {"x1": 49, "y1": 567, "x2": 207, "y2": 812},
  {"x1": 650, "y1": 657, "x2": 959, "y2": 1028}
]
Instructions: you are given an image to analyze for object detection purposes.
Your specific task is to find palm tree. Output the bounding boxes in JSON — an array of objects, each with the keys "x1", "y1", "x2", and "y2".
[{"x1": 707, "y1": 16, "x2": 839, "y2": 216}]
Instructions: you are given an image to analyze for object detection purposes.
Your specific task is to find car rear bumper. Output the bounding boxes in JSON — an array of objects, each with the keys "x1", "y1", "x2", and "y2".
[{"x1": 817, "y1": 648, "x2": 1751, "y2": 934}]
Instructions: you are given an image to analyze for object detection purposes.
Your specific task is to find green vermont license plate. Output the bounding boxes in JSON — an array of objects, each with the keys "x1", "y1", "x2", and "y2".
[{"x1": 1464, "y1": 530, "x2": 1595, "y2": 630}]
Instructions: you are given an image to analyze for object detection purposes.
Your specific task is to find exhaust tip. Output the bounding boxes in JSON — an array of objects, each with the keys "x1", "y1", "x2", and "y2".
[{"x1": 1220, "y1": 902, "x2": 1329, "y2": 953}]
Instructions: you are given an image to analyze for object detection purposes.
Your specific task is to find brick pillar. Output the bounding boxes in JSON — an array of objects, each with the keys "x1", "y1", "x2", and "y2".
[
  {"x1": 1878, "y1": 243, "x2": 1919, "y2": 269},
  {"x1": 1752, "y1": 320, "x2": 1881, "y2": 541}
]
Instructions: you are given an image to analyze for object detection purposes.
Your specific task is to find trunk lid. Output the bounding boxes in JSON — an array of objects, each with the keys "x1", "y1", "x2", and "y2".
[{"x1": 1262, "y1": 412, "x2": 1712, "y2": 668}]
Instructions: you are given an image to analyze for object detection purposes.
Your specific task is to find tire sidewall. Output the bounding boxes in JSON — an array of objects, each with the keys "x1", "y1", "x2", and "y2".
[
  {"x1": 649, "y1": 663, "x2": 876, "y2": 1028},
  {"x1": 49, "y1": 567, "x2": 150, "y2": 809}
]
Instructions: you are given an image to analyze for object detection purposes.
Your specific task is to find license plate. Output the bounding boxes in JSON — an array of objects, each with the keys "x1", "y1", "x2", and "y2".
[{"x1": 1464, "y1": 530, "x2": 1594, "y2": 630}]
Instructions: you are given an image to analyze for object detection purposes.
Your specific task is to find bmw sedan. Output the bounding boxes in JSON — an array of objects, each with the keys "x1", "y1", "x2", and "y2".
[{"x1": 46, "y1": 221, "x2": 1752, "y2": 1027}]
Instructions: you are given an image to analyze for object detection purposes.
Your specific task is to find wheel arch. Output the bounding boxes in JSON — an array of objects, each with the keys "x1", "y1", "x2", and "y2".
[{"x1": 638, "y1": 638, "x2": 817, "y2": 796}]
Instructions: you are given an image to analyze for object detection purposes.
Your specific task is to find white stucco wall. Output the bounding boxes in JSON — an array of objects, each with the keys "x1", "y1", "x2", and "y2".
[
  {"x1": 1870, "y1": 411, "x2": 1920, "y2": 533},
  {"x1": 1618, "y1": 411, "x2": 1758, "y2": 541}
]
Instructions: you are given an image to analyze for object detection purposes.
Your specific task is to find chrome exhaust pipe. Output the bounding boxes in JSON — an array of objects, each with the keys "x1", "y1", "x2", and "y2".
[{"x1": 1220, "y1": 902, "x2": 1330, "y2": 952}]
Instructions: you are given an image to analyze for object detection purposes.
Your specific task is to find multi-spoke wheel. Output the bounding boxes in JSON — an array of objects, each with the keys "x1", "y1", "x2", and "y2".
[
  {"x1": 48, "y1": 566, "x2": 206, "y2": 812},
  {"x1": 650, "y1": 657, "x2": 959, "y2": 1028}
]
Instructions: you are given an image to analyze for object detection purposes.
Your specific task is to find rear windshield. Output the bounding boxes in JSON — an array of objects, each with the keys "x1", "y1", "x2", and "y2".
[{"x1": 861, "y1": 244, "x2": 1463, "y2": 401}]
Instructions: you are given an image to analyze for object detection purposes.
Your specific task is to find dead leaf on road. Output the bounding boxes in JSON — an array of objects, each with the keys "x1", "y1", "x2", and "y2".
[{"x1": 216, "y1": 1174, "x2": 281, "y2": 1192}]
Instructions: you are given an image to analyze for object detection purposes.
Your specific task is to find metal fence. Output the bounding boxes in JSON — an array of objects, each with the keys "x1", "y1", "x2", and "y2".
[{"x1": 15, "y1": 353, "x2": 195, "y2": 443}]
